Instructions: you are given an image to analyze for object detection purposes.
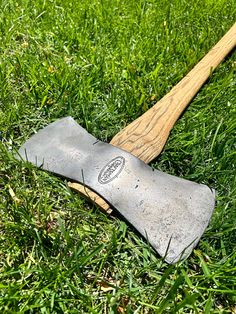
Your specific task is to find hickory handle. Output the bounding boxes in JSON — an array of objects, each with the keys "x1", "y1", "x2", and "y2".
[
  {"x1": 69, "y1": 22, "x2": 236, "y2": 213},
  {"x1": 111, "y1": 22, "x2": 236, "y2": 163}
]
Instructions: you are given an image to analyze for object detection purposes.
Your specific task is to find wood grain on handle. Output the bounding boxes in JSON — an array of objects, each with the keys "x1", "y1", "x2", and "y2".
[
  {"x1": 69, "y1": 22, "x2": 236, "y2": 212},
  {"x1": 111, "y1": 22, "x2": 236, "y2": 163}
]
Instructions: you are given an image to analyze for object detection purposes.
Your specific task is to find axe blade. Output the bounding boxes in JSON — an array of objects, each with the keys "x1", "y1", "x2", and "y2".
[{"x1": 18, "y1": 117, "x2": 215, "y2": 263}]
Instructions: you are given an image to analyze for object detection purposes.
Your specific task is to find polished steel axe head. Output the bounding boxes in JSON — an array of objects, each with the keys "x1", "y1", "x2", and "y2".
[{"x1": 17, "y1": 117, "x2": 215, "y2": 263}]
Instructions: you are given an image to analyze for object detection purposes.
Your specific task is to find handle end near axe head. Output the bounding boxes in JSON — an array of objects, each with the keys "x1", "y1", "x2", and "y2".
[{"x1": 17, "y1": 117, "x2": 215, "y2": 263}]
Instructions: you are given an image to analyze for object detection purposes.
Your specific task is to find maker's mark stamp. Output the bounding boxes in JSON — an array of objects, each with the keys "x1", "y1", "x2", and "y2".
[{"x1": 98, "y1": 156, "x2": 125, "y2": 184}]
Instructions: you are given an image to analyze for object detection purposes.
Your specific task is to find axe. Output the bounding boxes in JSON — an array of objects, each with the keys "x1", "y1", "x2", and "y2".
[{"x1": 18, "y1": 23, "x2": 236, "y2": 263}]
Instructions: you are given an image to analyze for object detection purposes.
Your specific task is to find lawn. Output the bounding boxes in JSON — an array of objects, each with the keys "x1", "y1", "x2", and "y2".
[{"x1": 0, "y1": 0, "x2": 236, "y2": 312}]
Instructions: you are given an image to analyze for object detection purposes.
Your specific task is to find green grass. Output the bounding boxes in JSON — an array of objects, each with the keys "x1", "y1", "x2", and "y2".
[{"x1": 0, "y1": 0, "x2": 236, "y2": 312}]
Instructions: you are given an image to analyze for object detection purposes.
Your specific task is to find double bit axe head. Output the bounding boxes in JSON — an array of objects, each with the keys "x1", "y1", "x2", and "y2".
[{"x1": 18, "y1": 117, "x2": 215, "y2": 263}]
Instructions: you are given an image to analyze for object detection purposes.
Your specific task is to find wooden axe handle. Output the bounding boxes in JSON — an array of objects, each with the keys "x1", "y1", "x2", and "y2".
[
  {"x1": 111, "y1": 22, "x2": 236, "y2": 163},
  {"x1": 69, "y1": 22, "x2": 236, "y2": 213}
]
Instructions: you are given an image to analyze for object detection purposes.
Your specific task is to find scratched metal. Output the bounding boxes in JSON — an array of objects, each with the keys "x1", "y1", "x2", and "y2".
[{"x1": 18, "y1": 117, "x2": 215, "y2": 263}]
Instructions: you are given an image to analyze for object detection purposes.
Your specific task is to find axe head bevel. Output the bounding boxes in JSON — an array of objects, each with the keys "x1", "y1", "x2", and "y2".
[{"x1": 17, "y1": 117, "x2": 215, "y2": 263}]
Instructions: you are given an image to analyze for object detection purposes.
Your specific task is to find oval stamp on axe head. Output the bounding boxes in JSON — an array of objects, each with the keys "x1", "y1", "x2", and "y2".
[{"x1": 98, "y1": 156, "x2": 125, "y2": 184}]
